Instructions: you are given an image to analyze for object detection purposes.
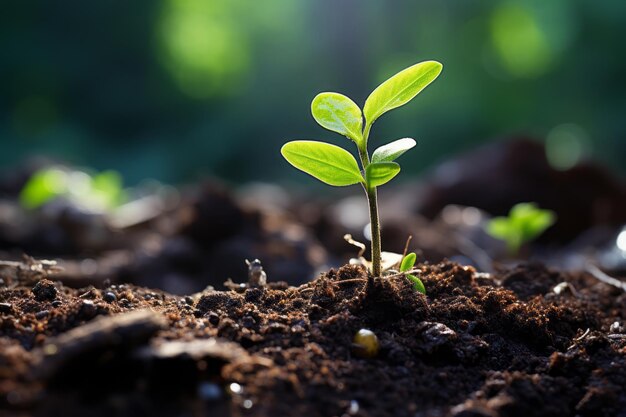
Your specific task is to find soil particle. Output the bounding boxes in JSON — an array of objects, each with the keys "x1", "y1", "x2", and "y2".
[{"x1": 31, "y1": 279, "x2": 58, "y2": 301}]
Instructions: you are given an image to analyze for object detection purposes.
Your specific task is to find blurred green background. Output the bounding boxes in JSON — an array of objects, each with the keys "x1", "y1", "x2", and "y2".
[{"x1": 1, "y1": 0, "x2": 625, "y2": 186}]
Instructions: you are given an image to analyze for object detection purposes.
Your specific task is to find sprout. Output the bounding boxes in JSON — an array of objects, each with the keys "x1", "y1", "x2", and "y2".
[
  {"x1": 486, "y1": 202, "x2": 556, "y2": 256},
  {"x1": 281, "y1": 61, "x2": 443, "y2": 276},
  {"x1": 400, "y1": 252, "x2": 426, "y2": 294}
]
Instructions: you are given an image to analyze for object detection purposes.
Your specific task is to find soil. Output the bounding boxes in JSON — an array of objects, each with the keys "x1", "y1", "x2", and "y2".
[{"x1": 1, "y1": 260, "x2": 624, "y2": 417}]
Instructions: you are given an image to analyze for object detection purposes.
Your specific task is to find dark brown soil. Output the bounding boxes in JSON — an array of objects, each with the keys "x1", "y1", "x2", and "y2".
[{"x1": 1, "y1": 260, "x2": 624, "y2": 417}]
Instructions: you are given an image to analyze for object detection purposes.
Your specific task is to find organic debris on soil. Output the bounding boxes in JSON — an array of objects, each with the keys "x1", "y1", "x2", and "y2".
[{"x1": 0, "y1": 261, "x2": 625, "y2": 417}]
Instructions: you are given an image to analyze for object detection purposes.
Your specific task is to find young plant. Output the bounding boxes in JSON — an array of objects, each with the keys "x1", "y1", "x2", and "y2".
[
  {"x1": 399, "y1": 252, "x2": 426, "y2": 294},
  {"x1": 486, "y1": 202, "x2": 556, "y2": 256},
  {"x1": 281, "y1": 60, "x2": 443, "y2": 276}
]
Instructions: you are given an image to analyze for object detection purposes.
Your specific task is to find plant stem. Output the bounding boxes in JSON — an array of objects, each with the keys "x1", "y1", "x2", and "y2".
[
  {"x1": 366, "y1": 186, "x2": 382, "y2": 276},
  {"x1": 358, "y1": 122, "x2": 382, "y2": 277}
]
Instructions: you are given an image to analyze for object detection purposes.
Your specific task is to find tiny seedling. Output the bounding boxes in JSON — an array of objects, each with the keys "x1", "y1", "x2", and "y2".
[
  {"x1": 20, "y1": 167, "x2": 126, "y2": 212},
  {"x1": 281, "y1": 61, "x2": 443, "y2": 276},
  {"x1": 486, "y1": 202, "x2": 556, "y2": 256},
  {"x1": 399, "y1": 252, "x2": 425, "y2": 294}
]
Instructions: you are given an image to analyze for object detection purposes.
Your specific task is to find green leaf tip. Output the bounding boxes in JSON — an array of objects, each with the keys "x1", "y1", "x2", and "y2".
[
  {"x1": 311, "y1": 92, "x2": 363, "y2": 145},
  {"x1": 372, "y1": 138, "x2": 417, "y2": 163},
  {"x1": 281, "y1": 140, "x2": 364, "y2": 187},
  {"x1": 400, "y1": 252, "x2": 416, "y2": 272},
  {"x1": 407, "y1": 274, "x2": 426, "y2": 294},
  {"x1": 364, "y1": 60, "x2": 443, "y2": 127}
]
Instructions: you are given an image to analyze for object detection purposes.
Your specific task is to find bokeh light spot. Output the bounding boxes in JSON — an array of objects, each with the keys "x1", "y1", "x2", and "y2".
[
  {"x1": 545, "y1": 123, "x2": 590, "y2": 170},
  {"x1": 157, "y1": 0, "x2": 250, "y2": 98},
  {"x1": 490, "y1": 3, "x2": 552, "y2": 78}
]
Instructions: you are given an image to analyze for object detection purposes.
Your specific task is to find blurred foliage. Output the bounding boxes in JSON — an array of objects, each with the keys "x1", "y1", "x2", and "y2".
[
  {"x1": 20, "y1": 168, "x2": 126, "y2": 212},
  {"x1": 0, "y1": 0, "x2": 625, "y2": 186},
  {"x1": 486, "y1": 202, "x2": 556, "y2": 255}
]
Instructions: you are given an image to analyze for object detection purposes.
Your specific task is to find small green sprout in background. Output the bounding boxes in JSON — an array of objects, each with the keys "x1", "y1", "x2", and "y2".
[
  {"x1": 281, "y1": 60, "x2": 443, "y2": 276},
  {"x1": 20, "y1": 167, "x2": 126, "y2": 213},
  {"x1": 485, "y1": 202, "x2": 556, "y2": 256},
  {"x1": 399, "y1": 252, "x2": 426, "y2": 294}
]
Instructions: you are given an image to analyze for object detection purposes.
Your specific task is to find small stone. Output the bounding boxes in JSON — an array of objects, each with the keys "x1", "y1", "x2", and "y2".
[
  {"x1": 208, "y1": 312, "x2": 220, "y2": 326},
  {"x1": 184, "y1": 296, "x2": 194, "y2": 305},
  {"x1": 0, "y1": 303, "x2": 13, "y2": 314},
  {"x1": 103, "y1": 292, "x2": 117, "y2": 303},
  {"x1": 143, "y1": 294, "x2": 153, "y2": 300},
  {"x1": 35, "y1": 310, "x2": 50, "y2": 320},
  {"x1": 352, "y1": 329, "x2": 380, "y2": 358},
  {"x1": 242, "y1": 316, "x2": 256, "y2": 328},
  {"x1": 51, "y1": 300, "x2": 63, "y2": 308},
  {"x1": 32, "y1": 280, "x2": 58, "y2": 301},
  {"x1": 80, "y1": 300, "x2": 97, "y2": 319},
  {"x1": 417, "y1": 322, "x2": 457, "y2": 355},
  {"x1": 119, "y1": 298, "x2": 131, "y2": 307}
]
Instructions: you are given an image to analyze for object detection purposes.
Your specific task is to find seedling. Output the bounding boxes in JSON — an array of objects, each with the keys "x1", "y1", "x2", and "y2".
[
  {"x1": 399, "y1": 252, "x2": 426, "y2": 294},
  {"x1": 20, "y1": 167, "x2": 126, "y2": 213},
  {"x1": 281, "y1": 61, "x2": 443, "y2": 276},
  {"x1": 486, "y1": 202, "x2": 556, "y2": 256}
]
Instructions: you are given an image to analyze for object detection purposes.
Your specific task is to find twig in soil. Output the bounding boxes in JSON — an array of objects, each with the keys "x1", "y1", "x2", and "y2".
[
  {"x1": 402, "y1": 235, "x2": 413, "y2": 258},
  {"x1": 0, "y1": 256, "x2": 63, "y2": 283},
  {"x1": 344, "y1": 234, "x2": 366, "y2": 258},
  {"x1": 30, "y1": 310, "x2": 167, "y2": 381},
  {"x1": 574, "y1": 328, "x2": 591, "y2": 341},
  {"x1": 585, "y1": 264, "x2": 626, "y2": 292}
]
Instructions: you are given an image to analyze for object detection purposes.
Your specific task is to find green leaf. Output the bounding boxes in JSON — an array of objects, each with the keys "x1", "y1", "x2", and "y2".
[
  {"x1": 486, "y1": 217, "x2": 513, "y2": 240},
  {"x1": 363, "y1": 61, "x2": 443, "y2": 127},
  {"x1": 19, "y1": 168, "x2": 69, "y2": 209},
  {"x1": 281, "y1": 140, "x2": 364, "y2": 187},
  {"x1": 407, "y1": 274, "x2": 426, "y2": 294},
  {"x1": 400, "y1": 252, "x2": 416, "y2": 272},
  {"x1": 510, "y1": 203, "x2": 555, "y2": 242},
  {"x1": 311, "y1": 93, "x2": 363, "y2": 145},
  {"x1": 372, "y1": 138, "x2": 417, "y2": 163},
  {"x1": 365, "y1": 162, "x2": 400, "y2": 189}
]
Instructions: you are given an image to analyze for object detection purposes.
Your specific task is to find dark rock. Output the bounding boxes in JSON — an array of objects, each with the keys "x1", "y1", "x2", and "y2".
[
  {"x1": 103, "y1": 292, "x2": 117, "y2": 303},
  {"x1": 35, "y1": 310, "x2": 50, "y2": 320},
  {"x1": 0, "y1": 302, "x2": 12, "y2": 314},
  {"x1": 79, "y1": 300, "x2": 97, "y2": 319},
  {"x1": 32, "y1": 280, "x2": 58, "y2": 301},
  {"x1": 416, "y1": 321, "x2": 458, "y2": 355}
]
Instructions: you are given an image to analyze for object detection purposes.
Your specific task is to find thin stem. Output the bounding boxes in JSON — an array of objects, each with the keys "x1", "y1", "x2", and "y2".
[
  {"x1": 357, "y1": 121, "x2": 381, "y2": 277},
  {"x1": 367, "y1": 187, "x2": 382, "y2": 276}
]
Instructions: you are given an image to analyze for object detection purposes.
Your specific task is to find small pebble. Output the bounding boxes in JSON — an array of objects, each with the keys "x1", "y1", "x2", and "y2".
[
  {"x1": 51, "y1": 300, "x2": 63, "y2": 308},
  {"x1": 184, "y1": 296, "x2": 194, "y2": 306},
  {"x1": 35, "y1": 310, "x2": 49, "y2": 320},
  {"x1": 242, "y1": 316, "x2": 256, "y2": 328},
  {"x1": 208, "y1": 312, "x2": 220, "y2": 326},
  {"x1": 32, "y1": 280, "x2": 58, "y2": 301},
  {"x1": 103, "y1": 292, "x2": 117, "y2": 303},
  {"x1": 80, "y1": 300, "x2": 97, "y2": 318},
  {"x1": 352, "y1": 329, "x2": 380, "y2": 358},
  {"x1": 0, "y1": 303, "x2": 13, "y2": 314},
  {"x1": 119, "y1": 298, "x2": 131, "y2": 307},
  {"x1": 610, "y1": 321, "x2": 622, "y2": 333}
]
